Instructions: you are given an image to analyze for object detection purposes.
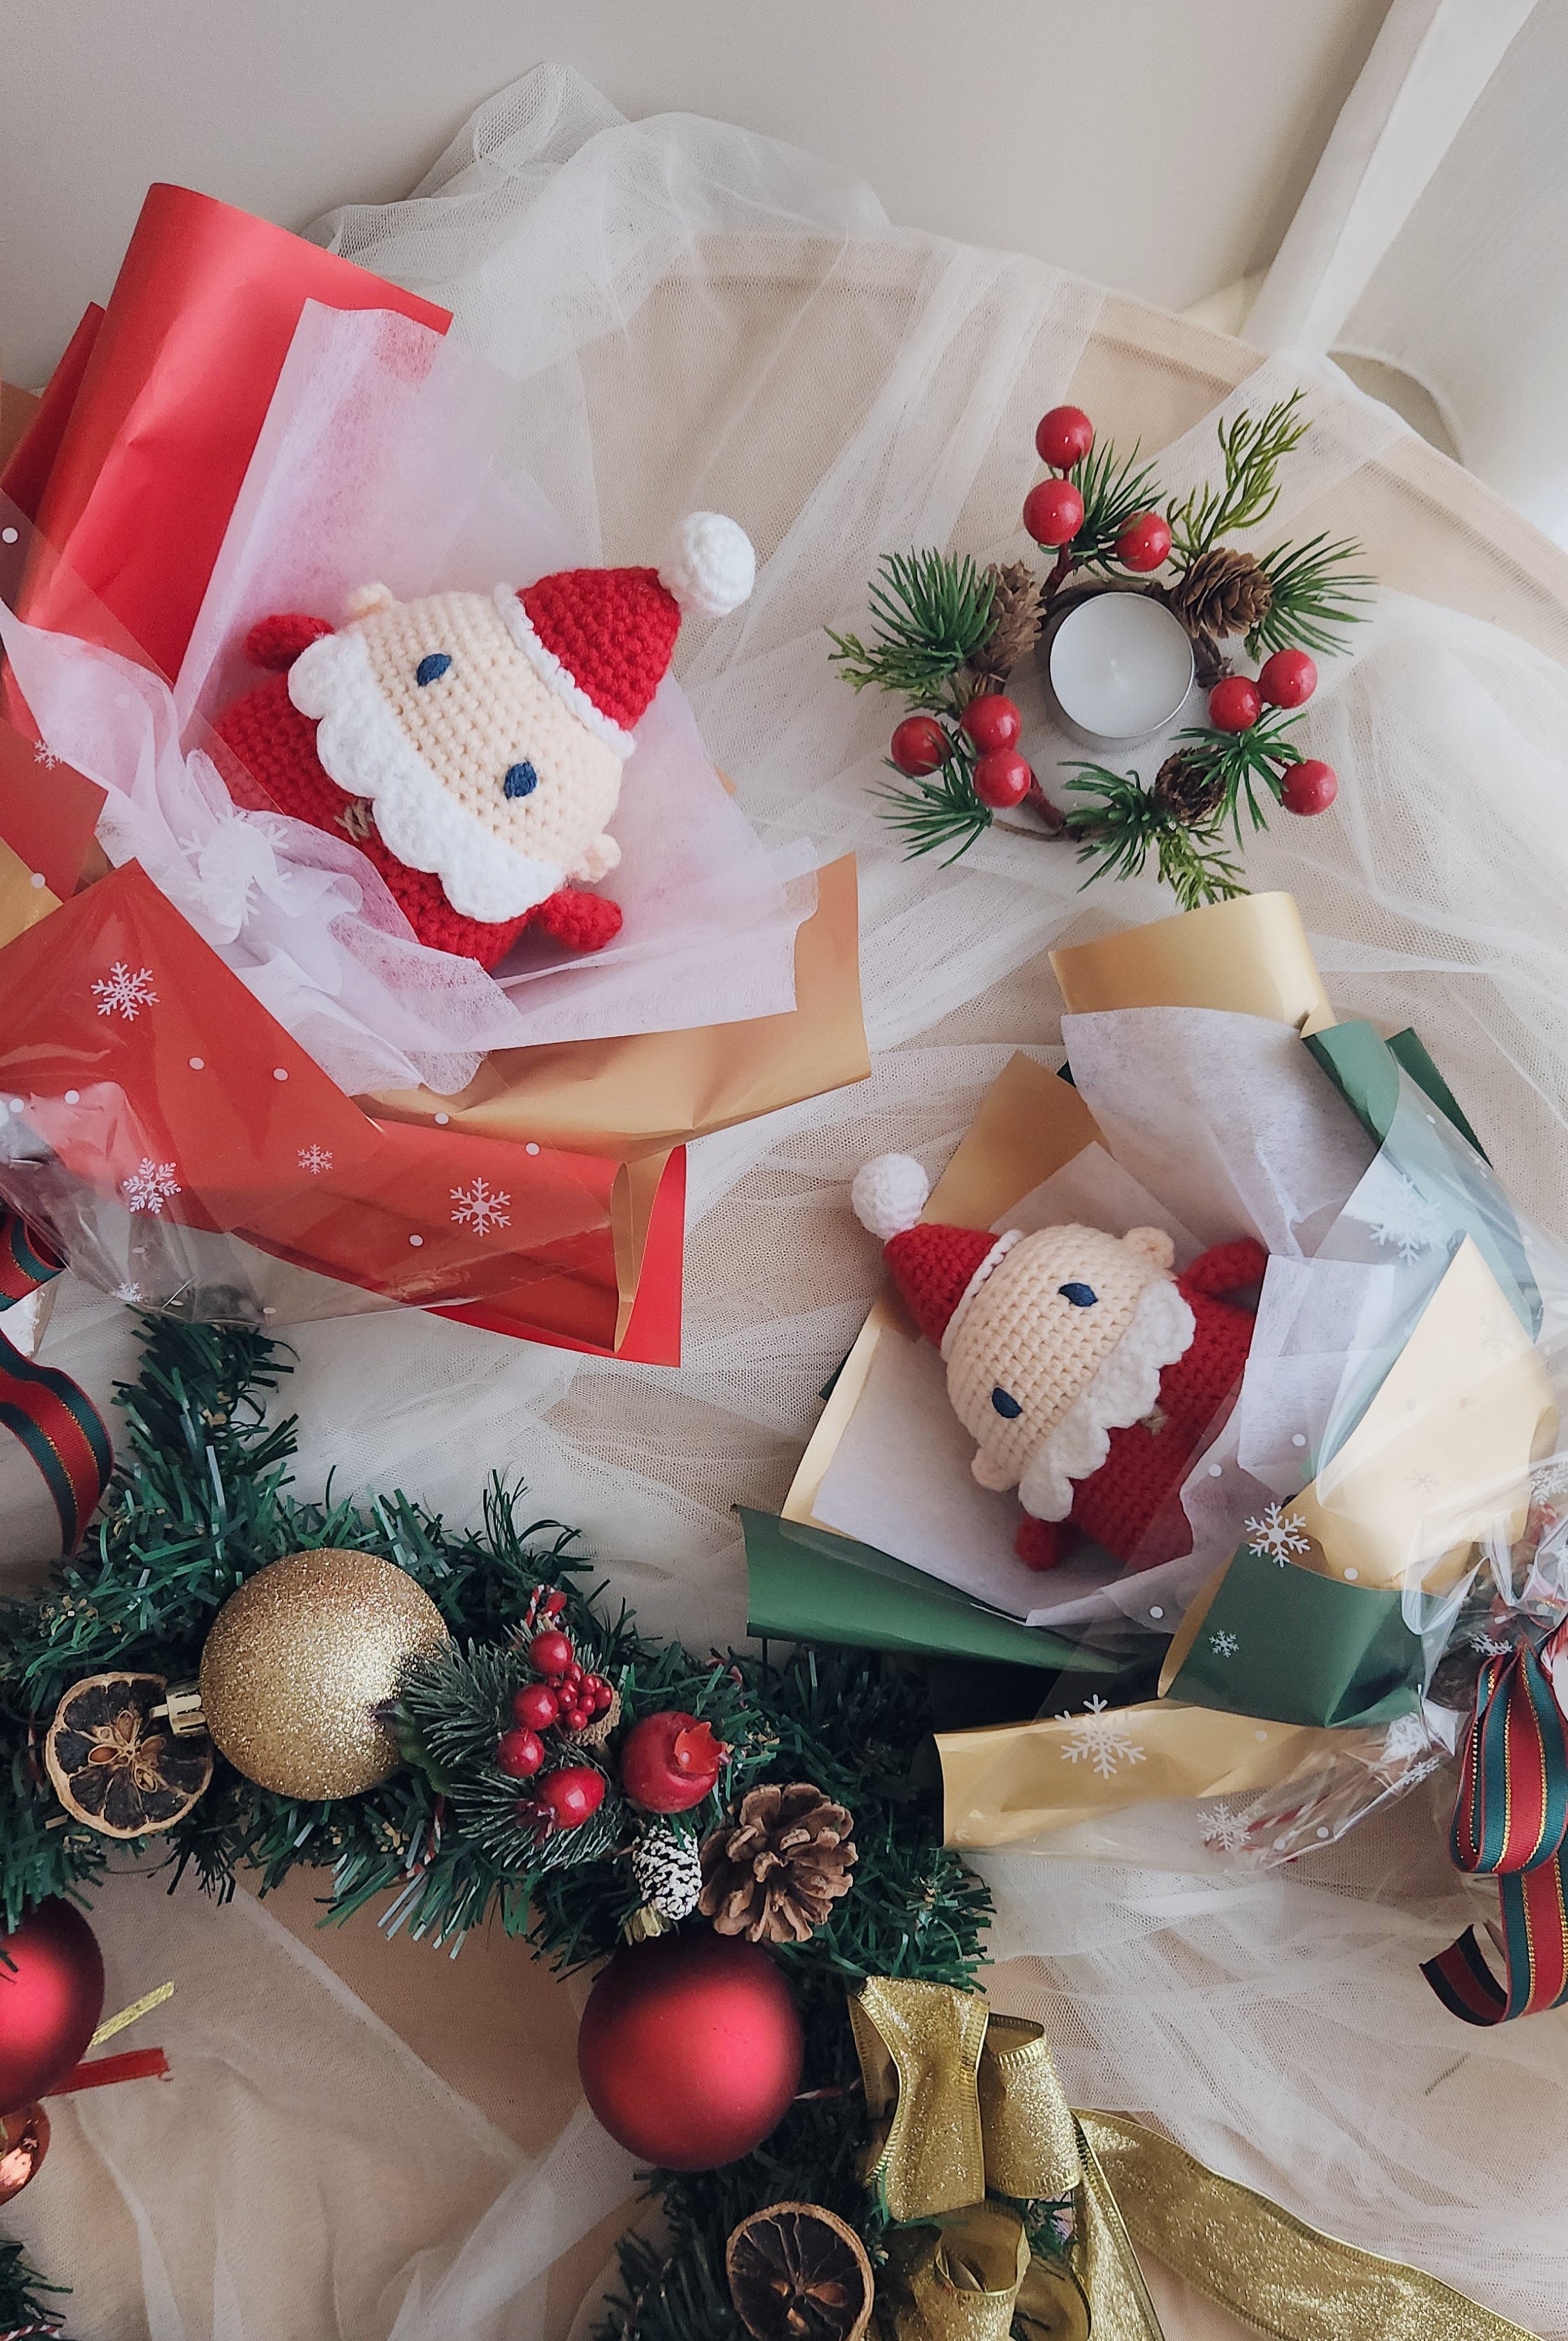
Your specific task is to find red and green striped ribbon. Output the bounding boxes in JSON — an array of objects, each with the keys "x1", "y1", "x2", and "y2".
[
  {"x1": 1422, "y1": 1622, "x2": 1568, "y2": 2025},
  {"x1": 0, "y1": 1209, "x2": 112, "y2": 1551}
]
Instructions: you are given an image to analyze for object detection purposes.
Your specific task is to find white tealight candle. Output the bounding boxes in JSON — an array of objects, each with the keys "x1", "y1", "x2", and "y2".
[{"x1": 1046, "y1": 591, "x2": 1195, "y2": 745}]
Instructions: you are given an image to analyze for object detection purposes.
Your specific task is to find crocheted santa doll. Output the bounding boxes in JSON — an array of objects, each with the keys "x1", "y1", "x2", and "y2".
[
  {"x1": 852, "y1": 1154, "x2": 1267, "y2": 1572},
  {"x1": 213, "y1": 512, "x2": 755, "y2": 971}
]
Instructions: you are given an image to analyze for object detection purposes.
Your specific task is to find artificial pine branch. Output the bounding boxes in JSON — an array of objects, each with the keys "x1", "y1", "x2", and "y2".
[
  {"x1": 1250, "y1": 531, "x2": 1373, "y2": 657},
  {"x1": 0, "y1": 2237, "x2": 68, "y2": 2335},
  {"x1": 1170, "y1": 707, "x2": 1305, "y2": 838},
  {"x1": 1166, "y1": 393, "x2": 1310, "y2": 562},
  {"x1": 870, "y1": 742, "x2": 994, "y2": 863},
  {"x1": 1063, "y1": 768, "x2": 1246, "y2": 912},
  {"x1": 1065, "y1": 438, "x2": 1162, "y2": 572},
  {"x1": 826, "y1": 551, "x2": 995, "y2": 706}
]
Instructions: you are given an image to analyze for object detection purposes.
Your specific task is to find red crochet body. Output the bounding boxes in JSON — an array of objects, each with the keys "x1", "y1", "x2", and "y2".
[
  {"x1": 212, "y1": 616, "x2": 623, "y2": 972},
  {"x1": 1015, "y1": 1238, "x2": 1267, "y2": 1574}
]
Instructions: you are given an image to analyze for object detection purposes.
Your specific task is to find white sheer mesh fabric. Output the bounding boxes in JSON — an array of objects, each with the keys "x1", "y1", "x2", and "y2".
[{"x1": 13, "y1": 60, "x2": 1568, "y2": 2338}]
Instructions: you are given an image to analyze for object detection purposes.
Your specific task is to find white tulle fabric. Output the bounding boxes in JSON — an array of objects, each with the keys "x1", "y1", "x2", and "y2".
[{"x1": 12, "y1": 58, "x2": 1568, "y2": 2341}]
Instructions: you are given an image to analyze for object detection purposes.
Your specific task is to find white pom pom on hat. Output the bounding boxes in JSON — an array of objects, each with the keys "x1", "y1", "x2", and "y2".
[
  {"x1": 851, "y1": 1153, "x2": 932, "y2": 1244},
  {"x1": 659, "y1": 512, "x2": 756, "y2": 622}
]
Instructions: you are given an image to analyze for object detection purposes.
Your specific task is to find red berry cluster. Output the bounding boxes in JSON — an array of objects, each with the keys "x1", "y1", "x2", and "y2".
[
  {"x1": 890, "y1": 691, "x2": 1036, "y2": 809},
  {"x1": 1207, "y1": 652, "x2": 1338, "y2": 816},
  {"x1": 1023, "y1": 406, "x2": 1171, "y2": 572},
  {"x1": 496, "y1": 1592, "x2": 615, "y2": 1833}
]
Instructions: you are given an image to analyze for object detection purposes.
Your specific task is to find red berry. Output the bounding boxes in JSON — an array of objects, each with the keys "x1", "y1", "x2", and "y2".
[
  {"x1": 972, "y1": 749, "x2": 1033, "y2": 811},
  {"x1": 620, "y1": 1711, "x2": 726, "y2": 1814},
  {"x1": 1257, "y1": 649, "x2": 1317, "y2": 709},
  {"x1": 958, "y1": 694, "x2": 1021, "y2": 754},
  {"x1": 890, "y1": 714, "x2": 949, "y2": 777},
  {"x1": 529, "y1": 1630, "x2": 573, "y2": 1679},
  {"x1": 495, "y1": 1726, "x2": 545, "y2": 1778},
  {"x1": 1034, "y1": 405, "x2": 1095, "y2": 470},
  {"x1": 563, "y1": 1663, "x2": 583, "y2": 1689},
  {"x1": 512, "y1": 1681, "x2": 559, "y2": 1732},
  {"x1": 582, "y1": 1673, "x2": 613, "y2": 1712},
  {"x1": 1114, "y1": 511, "x2": 1172, "y2": 573},
  {"x1": 1281, "y1": 758, "x2": 1338, "y2": 816},
  {"x1": 1023, "y1": 478, "x2": 1084, "y2": 547},
  {"x1": 1208, "y1": 676, "x2": 1262, "y2": 733},
  {"x1": 535, "y1": 1767, "x2": 606, "y2": 1831}
]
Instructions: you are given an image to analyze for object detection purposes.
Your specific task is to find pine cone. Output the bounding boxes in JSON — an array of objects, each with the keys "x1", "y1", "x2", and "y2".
[
  {"x1": 969, "y1": 560, "x2": 1041, "y2": 685},
  {"x1": 1168, "y1": 546, "x2": 1272, "y2": 643},
  {"x1": 1150, "y1": 749, "x2": 1225, "y2": 827},
  {"x1": 629, "y1": 1819, "x2": 702, "y2": 1927},
  {"x1": 698, "y1": 1782, "x2": 856, "y2": 1945}
]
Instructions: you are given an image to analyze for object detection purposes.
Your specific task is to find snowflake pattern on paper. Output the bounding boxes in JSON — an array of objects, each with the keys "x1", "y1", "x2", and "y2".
[
  {"x1": 111, "y1": 1280, "x2": 145, "y2": 1306},
  {"x1": 1059, "y1": 1696, "x2": 1146, "y2": 1782},
  {"x1": 1209, "y1": 1629, "x2": 1239, "y2": 1659},
  {"x1": 33, "y1": 742, "x2": 58, "y2": 769},
  {"x1": 1243, "y1": 1501, "x2": 1311, "y2": 1565},
  {"x1": 1471, "y1": 1633, "x2": 1511, "y2": 1658},
  {"x1": 120, "y1": 1159, "x2": 180, "y2": 1216},
  {"x1": 92, "y1": 962, "x2": 159, "y2": 1022},
  {"x1": 297, "y1": 1145, "x2": 334, "y2": 1176},
  {"x1": 1368, "y1": 1174, "x2": 1446, "y2": 1265},
  {"x1": 450, "y1": 1175, "x2": 512, "y2": 1237},
  {"x1": 1202, "y1": 1799, "x2": 1253, "y2": 1855},
  {"x1": 1532, "y1": 1459, "x2": 1568, "y2": 1501}
]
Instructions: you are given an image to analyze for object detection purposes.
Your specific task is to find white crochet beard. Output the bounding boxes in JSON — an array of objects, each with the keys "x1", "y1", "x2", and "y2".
[
  {"x1": 1016, "y1": 1274, "x2": 1196, "y2": 1524},
  {"x1": 288, "y1": 627, "x2": 565, "y2": 923}
]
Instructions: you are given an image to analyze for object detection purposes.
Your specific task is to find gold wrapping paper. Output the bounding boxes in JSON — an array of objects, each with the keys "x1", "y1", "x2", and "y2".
[
  {"x1": 0, "y1": 833, "x2": 61, "y2": 950},
  {"x1": 936, "y1": 1700, "x2": 1374, "y2": 1848},
  {"x1": 1050, "y1": 891, "x2": 1335, "y2": 1031},
  {"x1": 372, "y1": 853, "x2": 868, "y2": 1158}
]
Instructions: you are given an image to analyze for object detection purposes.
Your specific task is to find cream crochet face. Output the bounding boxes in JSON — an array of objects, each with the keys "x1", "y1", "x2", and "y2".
[
  {"x1": 289, "y1": 587, "x2": 624, "y2": 924},
  {"x1": 947, "y1": 1223, "x2": 1191, "y2": 1512}
]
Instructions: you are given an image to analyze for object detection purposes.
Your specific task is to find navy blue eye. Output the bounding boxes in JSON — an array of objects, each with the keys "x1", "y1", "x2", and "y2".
[
  {"x1": 504, "y1": 761, "x2": 538, "y2": 799},
  {"x1": 1058, "y1": 1281, "x2": 1098, "y2": 1308},
  {"x1": 991, "y1": 1387, "x2": 1022, "y2": 1418},
  {"x1": 415, "y1": 652, "x2": 453, "y2": 686}
]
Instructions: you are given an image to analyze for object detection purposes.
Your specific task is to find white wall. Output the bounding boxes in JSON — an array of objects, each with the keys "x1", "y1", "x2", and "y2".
[{"x1": 2, "y1": 0, "x2": 1389, "y2": 387}]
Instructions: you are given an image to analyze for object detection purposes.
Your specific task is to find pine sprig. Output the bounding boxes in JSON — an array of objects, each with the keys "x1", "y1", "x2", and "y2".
[
  {"x1": 1251, "y1": 531, "x2": 1373, "y2": 657},
  {"x1": 826, "y1": 551, "x2": 995, "y2": 706},
  {"x1": 1170, "y1": 707, "x2": 1305, "y2": 838},
  {"x1": 870, "y1": 740, "x2": 993, "y2": 863},
  {"x1": 1067, "y1": 438, "x2": 1163, "y2": 571},
  {"x1": 0, "y1": 2237, "x2": 68, "y2": 2335},
  {"x1": 1167, "y1": 393, "x2": 1310, "y2": 561},
  {"x1": 1064, "y1": 768, "x2": 1246, "y2": 912}
]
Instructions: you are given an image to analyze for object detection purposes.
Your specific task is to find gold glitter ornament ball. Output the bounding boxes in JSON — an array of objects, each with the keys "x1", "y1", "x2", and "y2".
[{"x1": 198, "y1": 1551, "x2": 448, "y2": 1799}]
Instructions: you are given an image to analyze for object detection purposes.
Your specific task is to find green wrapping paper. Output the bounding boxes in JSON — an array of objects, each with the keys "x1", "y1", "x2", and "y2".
[{"x1": 1161, "y1": 1549, "x2": 1421, "y2": 1728}]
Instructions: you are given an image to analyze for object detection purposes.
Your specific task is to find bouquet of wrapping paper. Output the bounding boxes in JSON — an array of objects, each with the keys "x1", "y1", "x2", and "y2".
[
  {"x1": 747, "y1": 891, "x2": 1568, "y2": 2018},
  {"x1": 0, "y1": 184, "x2": 865, "y2": 1364}
]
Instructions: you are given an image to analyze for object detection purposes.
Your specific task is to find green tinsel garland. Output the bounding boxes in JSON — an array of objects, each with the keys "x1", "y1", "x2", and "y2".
[{"x1": 0, "y1": 1320, "x2": 991, "y2": 2338}]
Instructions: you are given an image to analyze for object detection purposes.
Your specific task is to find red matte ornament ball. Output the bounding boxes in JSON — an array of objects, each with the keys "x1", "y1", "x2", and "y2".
[
  {"x1": 1208, "y1": 676, "x2": 1262, "y2": 733},
  {"x1": 620, "y1": 1711, "x2": 725, "y2": 1812},
  {"x1": 533, "y1": 1767, "x2": 606, "y2": 1830},
  {"x1": 0, "y1": 1900, "x2": 105, "y2": 2116},
  {"x1": 495, "y1": 1726, "x2": 545, "y2": 1778},
  {"x1": 1023, "y1": 478, "x2": 1084, "y2": 547},
  {"x1": 972, "y1": 750, "x2": 1033, "y2": 811},
  {"x1": 958, "y1": 694, "x2": 1021, "y2": 753},
  {"x1": 891, "y1": 715, "x2": 949, "y2": 777},
  {"x1": 1034, "y1": 405, "x2": 1095, "y2": 470},
  {"x1": 1281, "y1": 758, "x2": 1338, "y2": 816},
  {"x1": 1114, "y1": 510, "x2": 1173, "y2": 572},
  {"x1": 576, "y1": 1932, "x2": 804, "y2": 2170},
  {"x1": 1257, "y1": 648, "x2": 1317, "y2": 708},
  {"x1": 528, "y1": 1629, "x2": 574, "y2": 1680}
]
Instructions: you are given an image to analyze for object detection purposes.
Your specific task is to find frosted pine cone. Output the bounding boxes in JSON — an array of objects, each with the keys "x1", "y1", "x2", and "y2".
[{"x1": 629, "y1": 1821, "x2": 703, "y2": 1923}]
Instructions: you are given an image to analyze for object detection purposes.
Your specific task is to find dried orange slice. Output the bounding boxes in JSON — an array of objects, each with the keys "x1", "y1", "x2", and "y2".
[{"x1": 45, "y1": 1673, "x2": 213, "y2": 1838}]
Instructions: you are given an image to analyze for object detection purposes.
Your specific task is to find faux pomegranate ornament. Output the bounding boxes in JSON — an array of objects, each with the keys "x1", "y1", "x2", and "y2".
[
  {"x1": 576, "y1": 1932, "x2": 803, "y2": 2169},
  {"x1": 620, "y1": 1712, "x2": 726, "y2": 1814}
]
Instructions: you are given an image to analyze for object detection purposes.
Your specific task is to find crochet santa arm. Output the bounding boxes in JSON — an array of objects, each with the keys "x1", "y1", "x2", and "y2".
[{"x1": 1177, "y1": 1237, "x2": 1269, "y2": 1299}]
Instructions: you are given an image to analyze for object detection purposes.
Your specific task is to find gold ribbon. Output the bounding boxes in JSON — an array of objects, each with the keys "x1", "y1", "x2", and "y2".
[{"x1": 851, "y1": 1978, "x2": 1539, "y2": 2341}]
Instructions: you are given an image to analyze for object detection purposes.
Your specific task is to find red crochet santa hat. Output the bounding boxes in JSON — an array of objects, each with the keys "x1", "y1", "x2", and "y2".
[
  {"x1": 850, "y1": 1153, "x2": 1022, "y2": 1357},
  {"x1": 497, "y1": 511, "x2": 755, "y2": 755}
]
